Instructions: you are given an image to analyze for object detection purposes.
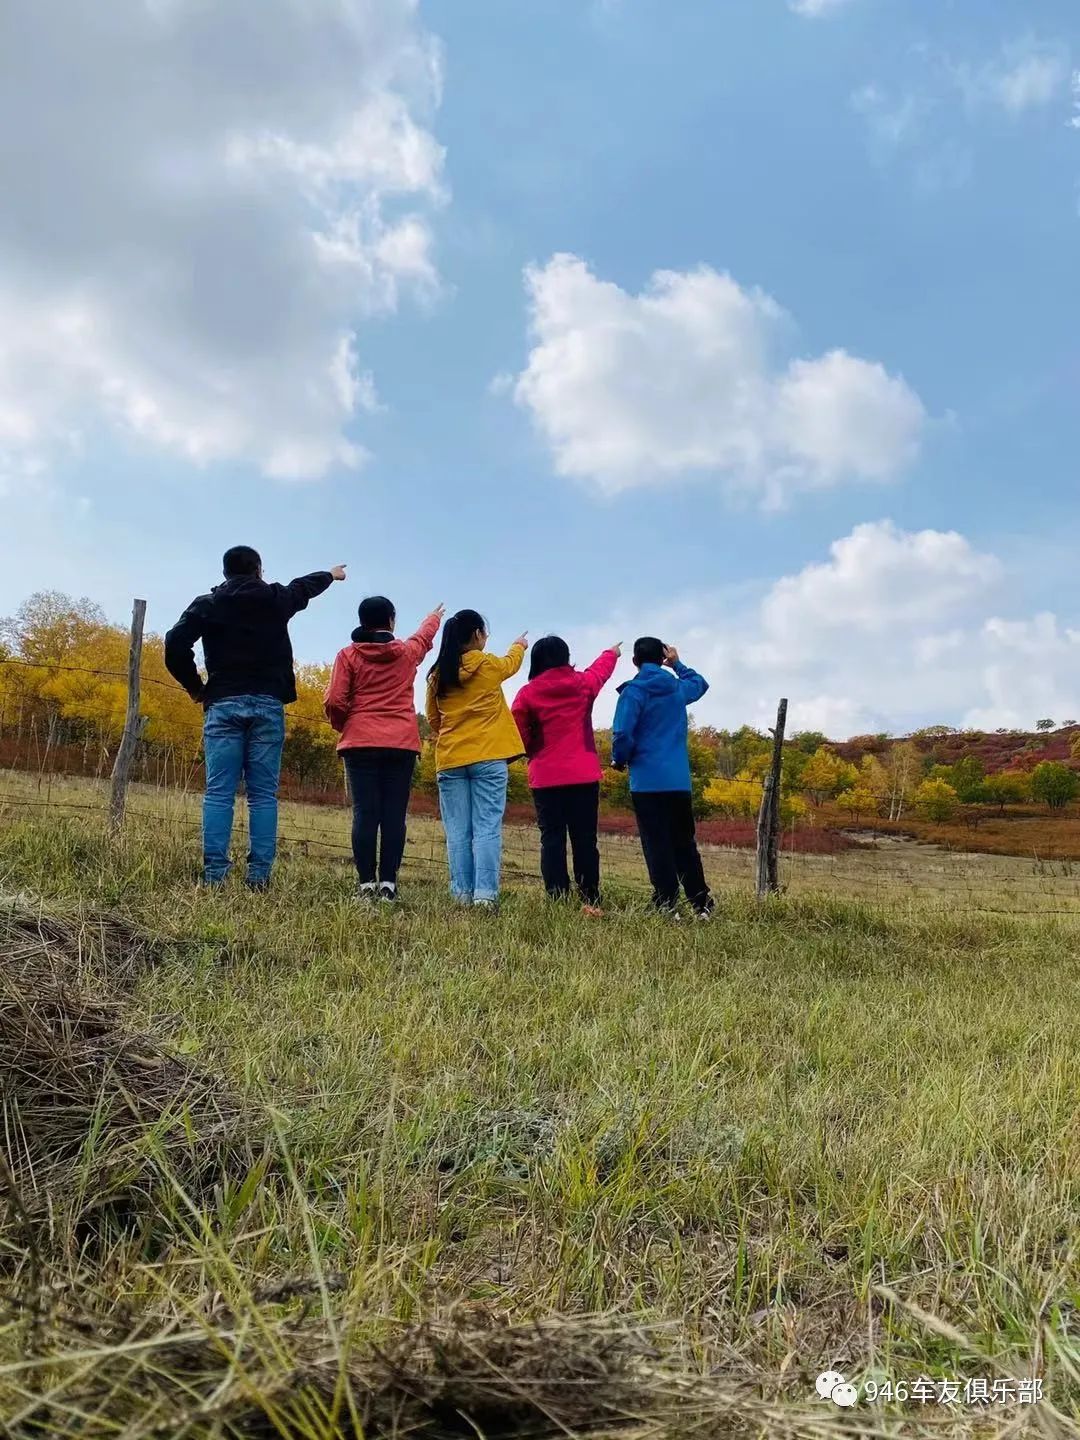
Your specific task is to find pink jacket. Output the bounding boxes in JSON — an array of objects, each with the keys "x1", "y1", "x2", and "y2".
[
  {"x1": 324, "y1": 611, "x2": 441, "y2": 753},
  {"x1": 511, "y1": 649, "x2": 619, "y2": 789}
]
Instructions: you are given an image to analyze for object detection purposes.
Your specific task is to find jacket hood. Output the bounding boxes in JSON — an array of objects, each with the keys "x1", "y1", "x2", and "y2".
[
  {"x1": 616, "y1": 663, "x2": 676, "y2": 696},
  {"x1": 212, "y1": 576, "x2": 267, "y2": 598},
  {"x1": 209, "y1": 577, "x2": 276, "y2": 617},
  {"x1": 349, "y1": 633, "x2": 407, "y2": 663},
  {"x1": 528, "y1": 664, "x2": 583, "y2": 697},
  {"x1": 458, "y1": 649, "x2": 486, "y2": 680}
]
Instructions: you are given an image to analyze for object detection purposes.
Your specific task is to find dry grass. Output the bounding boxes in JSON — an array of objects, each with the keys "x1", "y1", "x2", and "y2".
[{"x1": 3, "y1": 796, "x2": 1080, "y2": 1435}]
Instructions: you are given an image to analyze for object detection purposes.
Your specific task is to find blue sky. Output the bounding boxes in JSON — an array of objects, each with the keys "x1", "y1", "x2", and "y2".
[{"x1": 1, "y1": 0, "x2": 1077, "y2": 735}]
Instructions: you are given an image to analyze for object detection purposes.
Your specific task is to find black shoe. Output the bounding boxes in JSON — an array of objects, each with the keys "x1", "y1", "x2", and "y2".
[{"x1": 378, "y1": 882, "x2": 398, "y2": 903}]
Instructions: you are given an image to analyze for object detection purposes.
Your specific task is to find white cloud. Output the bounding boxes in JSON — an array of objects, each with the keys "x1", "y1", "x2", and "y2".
[
  {"x1": 850, "y1": 85, "x2": 925, "y2": 151},
  {"x1": 0, "y1": 0, "x2": 445, "y2": 485},
  {"x1": 957, "y1": 39, "x2": 1070, "y2": 115},
  {"x1": 966, "y1": 616, "x2": 1080, "y2": 731},
  {"x1": 790, "y1": 0, "x2": 857, "y2": 17},
  {"x1": 510, "y1": 255, "x2": 925, "y2": 506},
  {"x1": 554, "y1": 521, "x2": 1080, "y2": 737}
]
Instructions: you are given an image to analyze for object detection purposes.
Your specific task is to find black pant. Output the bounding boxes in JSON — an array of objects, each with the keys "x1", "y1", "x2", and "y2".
[
  {"x1": 532, "y1": 782, "x2": 601, "y2": 904},
  {"x1": 341, "y1": 748, "x2": 417, "y2": 884},
  {"x1": 631, "y1": 790, "x2": 713, "y2": 913}
]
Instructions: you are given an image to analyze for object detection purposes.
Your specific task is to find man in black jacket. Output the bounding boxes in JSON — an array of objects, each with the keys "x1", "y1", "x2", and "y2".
[{"x1": 165, "y1": 545, "x2": 346, "y2": 888}]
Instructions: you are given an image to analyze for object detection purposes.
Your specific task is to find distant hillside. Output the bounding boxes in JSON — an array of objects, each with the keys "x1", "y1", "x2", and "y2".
[{"x1": 831, "y1": 724, "x2": 1080, "y2": 775}]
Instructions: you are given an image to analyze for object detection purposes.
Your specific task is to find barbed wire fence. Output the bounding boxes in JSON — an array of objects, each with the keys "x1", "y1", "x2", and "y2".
[{"x1": 4, "y1": 605, "x2": 1080, "y2": 918}]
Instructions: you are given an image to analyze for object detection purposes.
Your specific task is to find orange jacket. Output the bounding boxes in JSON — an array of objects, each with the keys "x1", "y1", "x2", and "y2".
[{"x1": 324, "y1": 611, "x2": 441, "y2": 753}]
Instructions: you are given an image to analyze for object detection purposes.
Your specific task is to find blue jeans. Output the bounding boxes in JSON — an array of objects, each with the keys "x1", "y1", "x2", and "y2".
[
  {"x1": 202, "y1": 695, "x2": 285, "y2": 885},
  {"x1": 436, "y1": 760, "x2": 509, "y2": 902}
]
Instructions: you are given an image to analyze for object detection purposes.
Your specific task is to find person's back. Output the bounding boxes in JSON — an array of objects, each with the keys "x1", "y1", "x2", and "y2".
[
  {"x1": 512, "y1": 649, "x2": 617, "y2": 789},
  {"x1": 165, "y1": 545, "x2": 345, "y2": 888},
  {"x1": 167, "y1": 566, "x2": 338, "y2": 706},
  {"x1": 512, "y1": 638, "x2": 620, "y2": 911},
  {"x1": 425, "y1": 609, "x2": 528, "y2": 908},
  {"x1": 428, "y1": 647, "x2": 526, "y2": 771},
  {"x1": 326, "y1": 608, "x2": 442, "y2": 752},
  {"x1": 325, "y1": 598, "x2": 442, "y2": 901},
  {"x1": 612, "y1": 637, "x2": 713, "y2": 917},
  {"x1": 613, "y1": 662, "x2": 704, "y2": 792}
]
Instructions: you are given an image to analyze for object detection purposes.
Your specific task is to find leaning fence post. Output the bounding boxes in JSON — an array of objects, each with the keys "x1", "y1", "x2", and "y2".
[
  {"x1": 755, "y1": 697, "x2": 788, "y2": 899},
  {"x1": 109, "y1": 598, "x2": 147, "y2": 832}
]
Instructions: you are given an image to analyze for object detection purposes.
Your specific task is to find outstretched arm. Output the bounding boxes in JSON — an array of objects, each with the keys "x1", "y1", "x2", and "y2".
[
  {"x1": 276, "y1": 564, "x2": 345, "y2": 618},
  {"x1": 403, "y1": 605, "x2": 445, "y2": 665},
  {"x1": 486, "y1": 638, "x2": 528, "y2": 682},
  {"x1": 582, "y1": 645, "x2": 620, "y2": 700},
  {"x1": 164, "y1": 602, "x2": 206, "y2": 702}
]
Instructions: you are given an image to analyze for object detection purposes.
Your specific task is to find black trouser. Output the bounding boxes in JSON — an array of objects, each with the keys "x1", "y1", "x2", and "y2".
[
  {"x1": 532, "y1": 782, "x2": 601, "y2": 904},
  {"x1": 341, "y1": 748, "x2": 417, "y2": 884},
  {"x1": 631, "y1": 790, "x2": 713, "y2": 913}
]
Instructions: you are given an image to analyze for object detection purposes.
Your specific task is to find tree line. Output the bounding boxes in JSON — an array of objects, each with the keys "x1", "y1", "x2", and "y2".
[{"x1": 3, "y1": 591, "x2": 1077, "y2": 822}]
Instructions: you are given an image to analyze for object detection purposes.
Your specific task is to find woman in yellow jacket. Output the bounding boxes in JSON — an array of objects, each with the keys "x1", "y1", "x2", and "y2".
[{"x1": 426, "y1": 608, "x2": 528, "y2": 907}]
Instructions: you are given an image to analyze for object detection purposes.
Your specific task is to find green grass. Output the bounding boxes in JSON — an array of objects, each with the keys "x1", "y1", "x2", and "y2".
[{"x1": 3, "y1": 797, "x2": 1080, "y2": 1436}]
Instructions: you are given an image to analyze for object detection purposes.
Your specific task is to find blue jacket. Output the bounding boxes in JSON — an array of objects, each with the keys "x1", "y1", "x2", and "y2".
[{"x1": 611, "y1": 661, "x2": 709, "y2": 792}]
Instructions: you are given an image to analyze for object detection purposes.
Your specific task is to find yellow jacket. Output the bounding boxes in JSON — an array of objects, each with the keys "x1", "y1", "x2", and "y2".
[{"x1": 425, "y1": 643, "x2": 527, "y2": 772}]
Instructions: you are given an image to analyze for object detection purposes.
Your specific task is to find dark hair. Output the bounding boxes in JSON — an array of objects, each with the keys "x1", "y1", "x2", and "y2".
[
  {"x1": 429, "y1": 609, "x2": 487, "y2": 697},
  {"x1": 223, "y1": 545, "x2": 261, "y2": 578},
  {"x1": 529, "y1": 634, "x2": 570, "y2": 680},
  {"x1": 633, "y1": 636, "x2": 664, "y2": 667},
  {"x1": 357, "y1": 595, "x2": 395, "y2": 631}
]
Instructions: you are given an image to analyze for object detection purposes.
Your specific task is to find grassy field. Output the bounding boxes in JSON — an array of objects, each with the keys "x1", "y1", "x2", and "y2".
[
  {"x1": 4, "y1": 779, "x2": 1080, "y2": 1436},
  {"x1": 6, "y1": 768, "x2": 1080, "y2": 918}
]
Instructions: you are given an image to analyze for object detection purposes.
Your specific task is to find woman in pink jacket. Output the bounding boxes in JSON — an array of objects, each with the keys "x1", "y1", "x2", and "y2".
[
  {"x1": 324, "y1": 595, "x2": 443, "y2": 901},
  {"x1": 511, "y1": 635, "x2": 621, "y2": 913}
]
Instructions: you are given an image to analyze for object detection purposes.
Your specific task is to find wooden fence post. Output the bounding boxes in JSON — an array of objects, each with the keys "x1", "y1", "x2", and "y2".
[
  {"x1": 755, "y1": 697, "x2": 788, "y2": 899},
  {"x1": 109, "y1": 598, "x2": 147, "y2": 832}
]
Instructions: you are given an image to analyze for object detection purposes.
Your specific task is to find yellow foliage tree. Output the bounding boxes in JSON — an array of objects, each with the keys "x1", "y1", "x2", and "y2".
[
  {"x1": 800, "y1": 747, "x2": 857, "y2": 805},
  {"x1": 836, "y1": 785, "x2": 878, "y2": 822},
  {"x1": 913, "y1": 777, "x2": 958, "y2": 822},
  {"x1": 704, "y1": 773, "x2": 762, "y2": 818}
]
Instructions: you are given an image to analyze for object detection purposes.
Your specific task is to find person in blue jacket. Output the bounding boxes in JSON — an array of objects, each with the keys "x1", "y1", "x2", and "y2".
[{"x1": 611, "y1": 637, "x2": 714, "y2": 917}]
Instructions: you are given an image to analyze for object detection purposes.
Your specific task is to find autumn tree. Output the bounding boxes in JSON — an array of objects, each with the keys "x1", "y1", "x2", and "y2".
[
  {"x1": 800, "y1": 746, "x2": 857, "y2": 805},
  {"x1": 929, "y1": 755, "x2": 985, "y2": 803},
  {"x1": 981, "y1": 771, "x2": 1030, "y2": 814},
  {"x1": 1030, "y1": 761, "x2": 1080, "y2": 811},
  {"x1": 705, "y1": 774, "x2": 761, "y2": 819},
  {"x1": 914, "y1": 777, "x2": 958, "y2": 822},
  {"x1": 882, "y1": 740, "x2": 923, "y2": 821},
  {"x1": 836, "y1": 786, "x2": 878, "y2": 823}
]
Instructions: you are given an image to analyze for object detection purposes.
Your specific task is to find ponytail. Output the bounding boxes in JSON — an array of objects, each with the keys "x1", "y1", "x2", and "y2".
[{"x1": 429, "y1": 609, "x2": 486, "y2": 698}]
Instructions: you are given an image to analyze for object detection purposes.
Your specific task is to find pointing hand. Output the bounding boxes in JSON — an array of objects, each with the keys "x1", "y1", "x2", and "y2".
[
  {"x1": 513, "y1": 632, "x2": 529, "y2": 650},
  {"x1": 330, "y1": 564, "x2": 347, "y2": 582}
]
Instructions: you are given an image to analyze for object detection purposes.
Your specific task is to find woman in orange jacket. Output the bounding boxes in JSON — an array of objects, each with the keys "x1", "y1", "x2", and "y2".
[
  {"x1": 325, "y1": 595, "x2": 443, "y2": 901},
  {"x1": 425, "y1": 609, "x2": 527, "y2": 907}
]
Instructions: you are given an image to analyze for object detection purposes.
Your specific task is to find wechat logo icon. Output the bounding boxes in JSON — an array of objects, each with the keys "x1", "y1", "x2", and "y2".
[{"x1": 816, "y1": 1371, "x2": 858, "y2": 1407}]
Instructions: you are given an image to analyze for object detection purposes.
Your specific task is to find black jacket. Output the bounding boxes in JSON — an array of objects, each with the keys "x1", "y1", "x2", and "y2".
[{"x1": 164, "y1": 572, "x2": 333, "y2": 706}]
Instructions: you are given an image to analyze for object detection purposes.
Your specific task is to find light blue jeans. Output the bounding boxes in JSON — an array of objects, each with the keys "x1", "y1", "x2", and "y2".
[
  {"x1": 436, "y1": 760, "x2": 509, "y2": 902},
  {"x1": 202, "y1": 695, "x2": 285, "y2": 885}
]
